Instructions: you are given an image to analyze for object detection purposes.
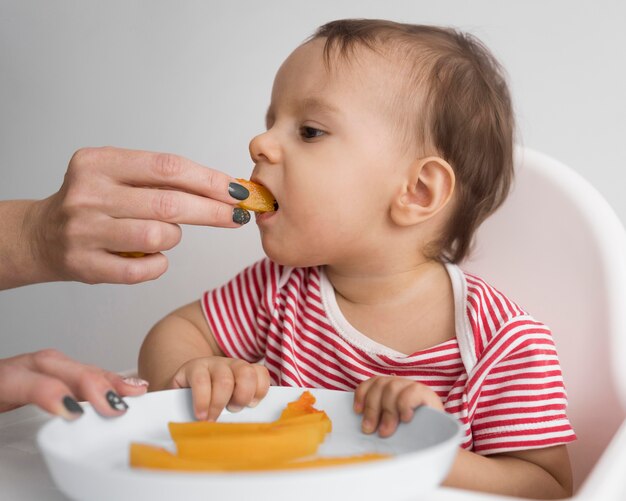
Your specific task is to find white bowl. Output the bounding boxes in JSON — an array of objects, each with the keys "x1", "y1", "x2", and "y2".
[{"x1": 38, "y1": 387, "x2": 461, "y2": 501}]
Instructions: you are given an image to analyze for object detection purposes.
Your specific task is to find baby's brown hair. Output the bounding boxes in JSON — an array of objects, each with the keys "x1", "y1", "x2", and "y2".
[{"x1": 311, "y1": 19, "x2": 515, "y2": 263}]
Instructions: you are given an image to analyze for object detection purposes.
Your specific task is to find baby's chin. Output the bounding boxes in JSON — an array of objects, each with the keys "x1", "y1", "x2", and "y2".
[{"x1": 261, "y1": 241, "x2": 324, "y2": 268}]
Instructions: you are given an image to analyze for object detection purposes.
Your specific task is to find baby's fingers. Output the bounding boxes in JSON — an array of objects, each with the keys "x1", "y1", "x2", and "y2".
[
  {"x1": 227, "y1": 362, "x2": 270, "y2": 411},
  {"x1": 397, "y1": 383, "x2": 445, "y2": 423},
  {"x1": 227, "y1": 361, "x2": 261, "y2": 412},
  {"x1": 251, "y1": 364, "x2": 270, "y2": 406},
  {"x1": 353, "y1": 378, "x2": 375, "y2": 415},
  {"x1": 185, "y1": 365, "x2": 213, "y2": 421},
  {"x1": 359, "y1": 380, "x2": 385, "y2": 435},
  {"x1": 206, "y1": 363, "x2": 235, "y2": 421},
  {"x1": 377, "y1": 383, "x2": 407, "y2": 438}
]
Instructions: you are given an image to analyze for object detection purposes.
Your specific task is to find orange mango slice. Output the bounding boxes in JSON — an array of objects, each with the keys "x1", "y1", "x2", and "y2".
[
  {"x1": 174, "y1": 421, "x2": 327, "y2": 463},
  {"x1": 130, "y1": 442, "x2": 389, "y2": 472},
  {"x1": 235, "y1": 179, "x2": 277, "y2": 213},
  {"x1": 130, "y1": 391, "x2": 390, "y2": 473},
  {"x1": 169, "y1": 411, "x2": 330, "y2": 441},
  {"x1": 279, "y1": 390, "x2": 321, "y2": 420}
]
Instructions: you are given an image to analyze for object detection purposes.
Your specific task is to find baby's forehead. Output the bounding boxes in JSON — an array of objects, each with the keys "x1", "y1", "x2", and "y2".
[{"x1": 277, "y1": 39, "x2": 421, "y2": 104}]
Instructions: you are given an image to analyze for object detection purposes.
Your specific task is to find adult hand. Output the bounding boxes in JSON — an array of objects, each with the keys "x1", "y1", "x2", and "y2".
[
  {"x1": 1, "y1": 147, "x2": 252, "y2": 289},
  {"x1": 0, "y1": 349, "x2": 148, "y2": 419}
]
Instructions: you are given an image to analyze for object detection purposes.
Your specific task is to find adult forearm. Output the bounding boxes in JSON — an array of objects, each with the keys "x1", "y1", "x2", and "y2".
[
  {"x1": 443, "y1": 448, "x2": 571, "y2": 499},
  {"x1": 0, "y1": 199, "x2": 53, "y2": 290}
]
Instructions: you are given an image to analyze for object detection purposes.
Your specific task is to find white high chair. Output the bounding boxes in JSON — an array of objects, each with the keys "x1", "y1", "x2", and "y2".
[{"x1": 437, "y1": 148, "x2": 626, "y2": 500}]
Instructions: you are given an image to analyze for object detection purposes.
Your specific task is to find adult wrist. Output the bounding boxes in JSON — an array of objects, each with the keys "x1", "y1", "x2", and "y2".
[{"x1": 20, "y1": 198, "x2": 61, "y2": 285}]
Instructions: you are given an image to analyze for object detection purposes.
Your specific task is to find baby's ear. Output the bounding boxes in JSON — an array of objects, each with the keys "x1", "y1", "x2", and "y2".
[{"x1": 390, "y1": 156, "x2": 455, "y2": 227}]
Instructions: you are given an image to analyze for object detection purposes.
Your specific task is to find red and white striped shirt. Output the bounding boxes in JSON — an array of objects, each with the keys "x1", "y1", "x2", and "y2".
[{"x1": 202, "y1": 258, "x2": 576, "y2": 455}]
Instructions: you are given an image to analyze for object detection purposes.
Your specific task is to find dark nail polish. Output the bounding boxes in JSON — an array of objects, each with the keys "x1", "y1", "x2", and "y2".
[
  {"x1": 232, "y1": 207, "x2": 251, "y2": 225},
  {"x1": 63, "y1": 395, "x2": 84, "y2": 415},
  {"x1": 106, "y1": 390, "x2": 128, "y2": 411},
  {"x1": 228, "y1": 182, "x2": 250, "y2": 201}
]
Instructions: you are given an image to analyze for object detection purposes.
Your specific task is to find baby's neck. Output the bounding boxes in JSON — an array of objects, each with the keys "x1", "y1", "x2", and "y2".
[
  {"x1": 325, "y1": 257, "x2": 441, "y2": 306},
  {"x1": 324, "y1": 256, "x2": 456, "y2": 354}
]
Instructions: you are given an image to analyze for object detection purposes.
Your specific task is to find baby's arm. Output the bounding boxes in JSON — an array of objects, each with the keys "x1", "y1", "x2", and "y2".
[
  {"x1": 446, "y1": 446, "x2": 572, "y2": 499},
  {"x1": 138, "y1": 301, "x2": 270, "y2": 420},
  {"x1": 354, "y1": 376, "x2": 572, "y2": 498}
]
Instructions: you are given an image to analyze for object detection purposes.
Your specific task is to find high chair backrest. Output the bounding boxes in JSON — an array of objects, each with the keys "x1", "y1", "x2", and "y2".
[{"x1": 462, "y1": 148, "x2": 626, "y2": 492}]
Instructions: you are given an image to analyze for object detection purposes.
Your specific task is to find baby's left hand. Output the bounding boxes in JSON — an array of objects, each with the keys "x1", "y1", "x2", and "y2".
[{"x1": 354, "y1": 376, "x2": 444, "y2": 437}]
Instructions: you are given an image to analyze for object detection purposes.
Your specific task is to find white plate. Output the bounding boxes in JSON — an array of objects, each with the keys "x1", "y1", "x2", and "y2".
[{"x1": 38, "y1": 387, "x2": 461, "y2": 501}]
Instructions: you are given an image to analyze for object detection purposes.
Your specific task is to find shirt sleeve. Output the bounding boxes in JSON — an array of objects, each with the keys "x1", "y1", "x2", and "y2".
[
  {"x1": 468, "y1": 317, "x2": 577, "y2": 455},
  {"x1": 201, "y1": 258, "x2": 282, "y2": 363}
]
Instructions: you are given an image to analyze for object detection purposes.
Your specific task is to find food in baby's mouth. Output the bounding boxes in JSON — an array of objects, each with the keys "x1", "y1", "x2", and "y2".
[
  {"x1": 130, "y1": 391, "x2": 390, "y2": 472},
  {"x1": 235, "y1": 179, "x2": 277, "y2": 213}
]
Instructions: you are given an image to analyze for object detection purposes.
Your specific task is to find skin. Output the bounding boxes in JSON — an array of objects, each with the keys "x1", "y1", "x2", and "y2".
[
  {"x1": 0, "y1": 349, "x2": 148, "y2": 419},
  {"x1": 0, "y1": 147, "x2": 249, "y2": 290},
  {"x1": 139, "y1": 39, "x2": 572, "y2": 498},
  {"x1": 0, "y1": 147, "x2": 249, "y2": 417}
]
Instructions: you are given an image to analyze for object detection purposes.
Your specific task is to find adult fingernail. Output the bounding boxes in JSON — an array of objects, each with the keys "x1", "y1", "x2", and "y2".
[
  {"x1": 106, "y1": 390, "x2": 128, "y2": 411},
  {"x1": 122, "y1": 377, "x2": 149, "y2": 388},
  {"x1": 62, "y1": 395, "x2": 84, "y2": 415},
  {"x1": 248, "y1": 398, "x2": 260, "y2": 408},
  {"x1": 227, "y1": 404, "x2": 243, "y2": 413},
  {"x1": 229, "y1": 182, "x2": 250, "y2": 201},
  {"x1": 232, "y1": 207, "x2": 250, "y2": 225}
]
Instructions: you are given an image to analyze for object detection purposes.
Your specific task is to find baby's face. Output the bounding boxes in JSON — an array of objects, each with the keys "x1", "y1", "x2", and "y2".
[{"x1": 250, "y1": 39, "x2": 413, "y2": 268}]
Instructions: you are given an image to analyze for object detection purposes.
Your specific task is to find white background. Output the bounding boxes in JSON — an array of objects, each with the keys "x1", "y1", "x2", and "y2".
[{"x1": 1, "y1": 0, "x2": 625, "y2": 372}]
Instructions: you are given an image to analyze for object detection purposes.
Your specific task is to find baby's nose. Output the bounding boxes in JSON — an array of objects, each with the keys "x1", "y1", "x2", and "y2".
[{"x1": 249, "y1": 130, "x2": 282, "y2": 165}]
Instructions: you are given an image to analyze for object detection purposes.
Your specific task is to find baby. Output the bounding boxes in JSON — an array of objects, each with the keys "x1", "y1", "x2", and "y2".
[{"x1": 139, "y1": 19, "x2": 575, "y2": 498}]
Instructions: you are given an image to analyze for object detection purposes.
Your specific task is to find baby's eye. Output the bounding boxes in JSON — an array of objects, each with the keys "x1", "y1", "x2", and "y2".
[{"x1": 299, "y1": 126, "x2": 325, "y2": 140}]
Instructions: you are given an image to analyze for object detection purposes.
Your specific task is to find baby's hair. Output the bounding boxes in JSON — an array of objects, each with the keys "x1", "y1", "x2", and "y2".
[{"x1": 311, "y1": 19, "x2": 515, "y2": 263}]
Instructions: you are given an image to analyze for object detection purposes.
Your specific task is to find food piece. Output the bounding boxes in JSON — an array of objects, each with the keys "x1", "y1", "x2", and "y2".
[
  {"x1": 169, "y1": 421, "x2": 275, "y2": 440},
  {"x1": 175, "y1": 422, "x2": 326, "y2": 463},
  {"x1": 117, "y1": 251, "x2": 147, "y2": 258},
  {"x1": 129, "y1": 390, "x2": 390, "y2": 473},
  {"x1": 130, "y1": 442, "x2": 389, "y2": 472},
  {"x1": 278, "y1": 390, "x2": 322, "y2": 420},
  {"x1": 235, "y1": 179, "x2": 277, "y2": 213},
  {"x1": 169, "y1": 412, "x2": 330, "y2": 441}
]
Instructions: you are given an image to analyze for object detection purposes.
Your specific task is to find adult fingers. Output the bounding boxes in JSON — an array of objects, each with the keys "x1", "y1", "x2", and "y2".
[
  {"x1": 0, "y1": 363, "x2": 83, "y2": 419},
  {"x1": 101, "y1": 185, "x2": 249, "y2": 228},
  {"x1": 71, "y1": 147, "x2": 246, "y2": 205},
  {"x1": 30, "y1": 349, "x2": 129, "y2": 417},
  {"x1": 71, "y1": 251, "x2": 170, "y2": 285},
  {"x1": 109, "y1": 374, "x2": 150, "y2": 398},
  {"x1": 97, "y1": 218, "x2": 182, "y2": 254}
]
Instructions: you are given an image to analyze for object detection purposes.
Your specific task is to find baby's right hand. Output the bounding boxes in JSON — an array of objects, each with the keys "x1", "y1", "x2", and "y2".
[{"x1": 169, "y1": 357, "x2": 270, "y2": 421}]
